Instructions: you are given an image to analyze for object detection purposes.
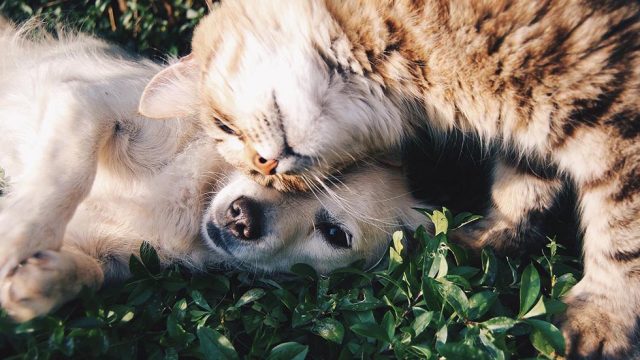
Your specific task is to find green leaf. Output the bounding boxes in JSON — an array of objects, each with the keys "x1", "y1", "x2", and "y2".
[
  {"x1": 481, "y1": 317, "x2": 518, "y2": 333},
  {"x1": 429, "y1": 210, "x2": 449, "y2": 235},
  {"x1": 411, "y1": 308, "x2": 433, "y2": 337},
  {"x1": 526, "y1": 319, "x2": 565, "y2": 357},
  {"x1": 139, "y1": 241, "x2": 161, "y2": 274},
  {"x1": 437, "y1": 341, "x2": 489, "y2": 360},
  {"x1": 172, "y1": 298, "x2": 188, "y2": 321},
  {"x1": 467, "y1": 291, "x2": 498, "y2": 320},
  {"x1": 551, "y1": 273, "x2": 577, "y2": 299},
  {"x1": 165, "y1": 348, "x2": 179, "y2": 360},
  {"x1": 452, "y1": 212, "x2": 482, "y2": 229},
  {"x1": 235, "y1": 288, "x2": 266, "y2": 307},
  {"x1": 290, "y1": 263, "x2": 318, "y2": 282},
  {"x1": 436, "y1": 324, "x2": 448, "y2": 347},
  {"x1": 266, "y1": 342, "x2": 309, "y2": 360},
  {"x1": 437, "y1": 253, "x2": 449, "y2": 278},
  {"x1": 530, "y1": 327, "x2": 555, "y2": 357},
  {"x1": 197, "y1": 327, "x2": 239, "y2": 360},
  {"x1": 522, "y1": 296, "x2": 547, "y2": 319},
  {"x1": 427, "y1": 253, "x2": 445, "y2": 278},
  {"x1": 422, "y1": 277, "x2": 445, "y2": 311},
  {"x1": 547, "y1": 237, "x2": 559, "y2": 257},
  {"x1": 389, "y1": 231, "x2": 404, "y2": 272},
  {"x1": 438, "y1": 280, "x2": 469, "y2": 318},
  {"x1": 479, "y1": 328, "x2": 506, "y2": 360},
  {"x1": 443, "y1": 207, "x2": 454, "y2": 225},
  {"x1": 126, "y1": 281, "x2": 153, "y2": 305},
  {"x1": 191, "y1": 290, "x2": 212, "y2": 312},
  {"x1": 411, "y1": 345, "x2": 433, "y2": 358},
  {"x1": 479, "y1": 249, "x2": 498, "y2": 286},
  {"x1": 166, "y1": 312, "x2": 195, "y2": 346},
  {"x1": 449, "y1": 266, "x2": 480, "y2": 279},
  {"x1": 330, "y1": 266, "x2": 373, "y2": 281},
  {"x1": 337, "y1": 289, "x2": 384, "y2": 311},
  {"x1": 128, "y1": 254, "x2": 149, "y2": 278},
  {"x1": 543, "y1": 298, "x2": 568, "y2": 315},
  {"x1": 448, "y1": 243, "x2": 468, "y2": 266},
  {"x1": 311, "y1": 318, "x2": 344, "y2": 344},
  {"x1": 382, "y1": 311, "x2": 395, "y2": 341},
  {"x1": 392, "y1": 230, "x2": 404, "y2": 253},
  {"x1": 292, "y1": 303, "x2": 315, "y2": 328},
  {"x1": 350, "y1": 323, "x2": 391, "y2": 342},
  {"x1": 443, "y1": 274, "x2": 471, "y2": 291},
  {"x1": 273, "y1": 288, "x2": 298, "y2": 311},
  {"x1": 519, "y1": 264, "x2": 541, "y2": 317}
]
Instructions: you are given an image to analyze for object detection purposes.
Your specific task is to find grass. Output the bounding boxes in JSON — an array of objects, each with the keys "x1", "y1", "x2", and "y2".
[
  {"x1": 0, "y1": 0, "x2": 209, "y2": 58},
  {"x1": 0, "y1": 2, "x2": 583, "y2": 358},
  {"x1": 0, "y1": 208, "x2": 581, "y2": 359}
]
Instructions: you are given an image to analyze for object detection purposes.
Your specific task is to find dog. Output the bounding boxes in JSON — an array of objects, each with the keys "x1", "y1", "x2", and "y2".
[{"x1": 0, "y1": 21, "x2": 428, "y2": 321}]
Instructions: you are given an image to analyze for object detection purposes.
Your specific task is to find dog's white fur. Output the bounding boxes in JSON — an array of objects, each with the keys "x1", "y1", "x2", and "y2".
[{"x1": 0, "y1": 21, "x2": 427, "y2": 321}]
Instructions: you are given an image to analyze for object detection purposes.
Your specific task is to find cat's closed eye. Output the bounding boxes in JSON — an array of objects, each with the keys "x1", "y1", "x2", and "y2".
[{"x1": 213, "y1": 117, "x2": 239, "y2": 136}]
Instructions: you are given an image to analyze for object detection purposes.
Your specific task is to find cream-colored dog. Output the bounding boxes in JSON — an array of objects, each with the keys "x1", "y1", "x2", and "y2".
[{"x1": 0, "y1": 22, "x2": 427, "y2": 321}]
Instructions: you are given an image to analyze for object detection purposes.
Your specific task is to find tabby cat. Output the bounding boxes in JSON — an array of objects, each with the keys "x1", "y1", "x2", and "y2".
[{"x1": 140, "y1": 1, "x2": 640, "y2": 358}]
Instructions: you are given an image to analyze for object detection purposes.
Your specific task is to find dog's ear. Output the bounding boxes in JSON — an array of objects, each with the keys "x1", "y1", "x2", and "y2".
[{"x1": 139, "y1": 54, "x2": 200, "y2": 119}]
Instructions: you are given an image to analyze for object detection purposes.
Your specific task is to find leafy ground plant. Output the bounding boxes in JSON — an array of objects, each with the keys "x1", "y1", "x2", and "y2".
[
  {"x1": 0, "y1": 0, "x2": 209, "y2": 58},
  {"x1": 0, "y1": 208, "x2": 581, "y2": 359}
]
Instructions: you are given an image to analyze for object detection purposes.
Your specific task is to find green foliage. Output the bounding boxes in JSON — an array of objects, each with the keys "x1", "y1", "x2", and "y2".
[
  {"x1": 0, "y1": 208, "x2": 581, "y2": 359},
  {"x1": 0, "y1": 0, "x2": 210, "y2": 58}
]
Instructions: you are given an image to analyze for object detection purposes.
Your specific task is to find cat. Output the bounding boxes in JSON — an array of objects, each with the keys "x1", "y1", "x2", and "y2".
[{"x1": 139, "y1": 1, "x2": 640, "y2": 358}]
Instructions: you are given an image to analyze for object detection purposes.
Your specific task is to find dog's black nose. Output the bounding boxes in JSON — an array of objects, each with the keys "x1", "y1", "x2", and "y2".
[{"x1": 224, "y1": 196, "x2": 263, "y2": 240}]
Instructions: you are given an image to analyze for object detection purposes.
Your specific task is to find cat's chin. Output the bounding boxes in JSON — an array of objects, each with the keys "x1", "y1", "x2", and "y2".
[{"x1": 246, "y1": 171, "x2": 310, "y2": 192}]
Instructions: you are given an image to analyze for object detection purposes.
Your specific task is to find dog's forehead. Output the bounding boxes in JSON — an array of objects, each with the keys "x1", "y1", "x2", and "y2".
[{"x1": 312, "y1": 165, "x2": 409, "y2": 215}]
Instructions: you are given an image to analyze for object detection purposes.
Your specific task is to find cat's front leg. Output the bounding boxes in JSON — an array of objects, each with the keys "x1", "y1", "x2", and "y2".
[
  {"x1": 559, "y1": 168, "x2": 640, "y2": 359},
  {"x1": 450, "y1": 158, "x2": 564, "y2": 253},
  {"x1": 0, "y1": 83, "x2": 112, "y2": 278}
]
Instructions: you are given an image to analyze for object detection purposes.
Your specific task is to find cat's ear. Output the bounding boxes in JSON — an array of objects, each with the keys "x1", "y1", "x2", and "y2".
[{"x1": 139, "y1": 54, "x2": 200, "y2": 119}]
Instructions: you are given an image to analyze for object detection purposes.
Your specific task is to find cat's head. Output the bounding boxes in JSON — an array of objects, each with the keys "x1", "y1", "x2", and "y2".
[{"x1": 139, "y1": 0, "x2": 406, "y2": 191}]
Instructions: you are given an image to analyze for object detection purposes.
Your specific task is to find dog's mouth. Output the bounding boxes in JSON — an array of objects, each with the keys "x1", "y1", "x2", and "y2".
[
  {"x1": 204, "y1": 222, "x2": 232, "y2": 254},
  {"x1": 203, "y1": 222, "x2": 258, "y2": 254},
  {"x1": 202, "y1": 222, "x2": 279, "y2": 273}
]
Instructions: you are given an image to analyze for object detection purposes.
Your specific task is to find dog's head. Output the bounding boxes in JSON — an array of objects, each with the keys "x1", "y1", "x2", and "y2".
[{"x1": 202, "y1": 162, "x2": 429, "y2": 274}]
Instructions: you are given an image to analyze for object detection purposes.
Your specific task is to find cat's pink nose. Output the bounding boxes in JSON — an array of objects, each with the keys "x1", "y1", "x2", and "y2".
[{"x1": 253, "y1": 154, "x2": 278, "y2": 175}]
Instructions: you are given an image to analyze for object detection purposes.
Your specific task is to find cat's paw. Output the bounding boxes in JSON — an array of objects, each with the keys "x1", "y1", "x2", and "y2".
[
  {"x1": 449, "y1": 216, "x2": 546, "y2": 254},
  {"x1": 561, "y1": 292, "x2": 639, "y2": 359},
  {"x1": 0, "y1": 251, "x2": 81, "y2": 322},
  {"x1": 448, "y1": 219, "x2": 505, "y2": 250}
]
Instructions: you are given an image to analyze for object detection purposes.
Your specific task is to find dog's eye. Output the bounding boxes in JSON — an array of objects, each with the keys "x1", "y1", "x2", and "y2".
[
  {"x1": 317, "y1": 222, "x2": 352, "y2": 249},
  {"x1": 213, "y1": 117, "x2": 237, "y2": 135}
]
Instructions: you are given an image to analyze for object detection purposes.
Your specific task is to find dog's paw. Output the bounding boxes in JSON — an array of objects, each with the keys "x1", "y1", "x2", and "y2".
[
  {"x1": 0, "y1": 216, "x2": 65, "y2": 280},
  {"x1": 561, "y1": 292, "x2": 639, "y2": 359},
  {"x1": 0, "y1": 250, "x2": 81, "y2": 322}
]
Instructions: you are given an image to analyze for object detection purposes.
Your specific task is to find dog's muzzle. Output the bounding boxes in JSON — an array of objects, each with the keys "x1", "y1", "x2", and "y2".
[{"x1": 205, "y1": 196, "x2": 265, "y2": 254}]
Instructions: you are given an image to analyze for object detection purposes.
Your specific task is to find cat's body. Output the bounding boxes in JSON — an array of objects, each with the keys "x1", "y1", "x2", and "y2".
[{"x1": 140, "y1": 1, "x2": 640, "y2": 358}]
